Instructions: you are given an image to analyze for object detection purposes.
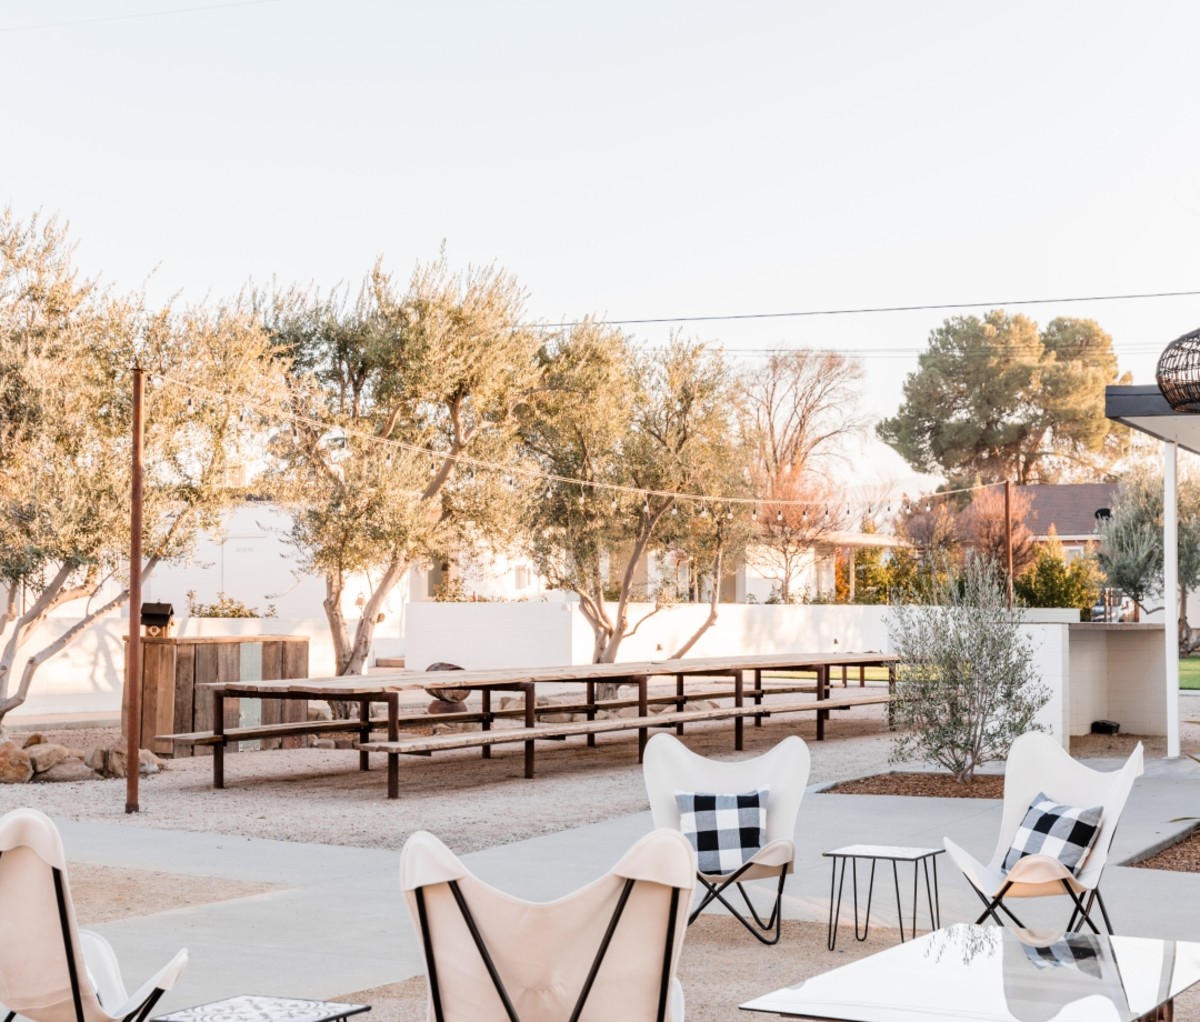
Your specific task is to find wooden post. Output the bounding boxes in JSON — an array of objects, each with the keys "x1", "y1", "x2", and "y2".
[
  {"x1": 125, "y1": 366, "x2": 144, "y2": 813},
  {"x1": 1004, "y1": 480, "x2": 1014, "y2": 611}
]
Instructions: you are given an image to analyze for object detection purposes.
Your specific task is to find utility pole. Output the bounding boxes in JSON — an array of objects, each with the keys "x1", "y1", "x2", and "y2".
[
  {"x1": 124, "y1": 366, "x2": 144, "y2": 813},
  {"x1": 1004, "y1": 479, "x2": 1014, "y2": 611}
]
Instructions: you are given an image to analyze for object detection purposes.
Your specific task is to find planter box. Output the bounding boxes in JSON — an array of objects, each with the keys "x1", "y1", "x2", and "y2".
[{"x1": 123, "y1": 635, "x2": 309, "y2": 756}]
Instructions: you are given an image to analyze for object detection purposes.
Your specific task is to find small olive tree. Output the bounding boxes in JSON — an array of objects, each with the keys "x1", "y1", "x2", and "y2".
[{"x1": 887, "y1": 556, "x2": 1049, "y2": 782}]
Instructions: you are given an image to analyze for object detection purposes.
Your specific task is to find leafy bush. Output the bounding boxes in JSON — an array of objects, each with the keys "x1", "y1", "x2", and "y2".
[
  {"x1": 1014, "y1": 529, "x2": 1100, "y2": 620},
  {"x1": 186, "y1": 590, "x2": 277, "y2": 618},
  {"x1": 887, "y1": 556, "x2": 1049, "y2": 782}
]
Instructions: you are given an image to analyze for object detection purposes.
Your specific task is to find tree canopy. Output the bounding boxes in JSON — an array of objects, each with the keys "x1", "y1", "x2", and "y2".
[
  {"x1": 519, "y1": 328, "x2": 750, "y2": 663},
  {"x1": 0, "y1": 208, "x2": 281, "y2": 727},
  {"x1": 877, "y1": 311, "x2": 1128, "y2": 486},
  {"x1": 259, "y1": 256, "x2": 542, "y2": 677}
]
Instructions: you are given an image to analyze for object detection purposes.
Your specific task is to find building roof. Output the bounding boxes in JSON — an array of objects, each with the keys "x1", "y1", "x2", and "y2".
[{"x1": 1017, "y1": 483, "x2": 1119, "y2": 541}]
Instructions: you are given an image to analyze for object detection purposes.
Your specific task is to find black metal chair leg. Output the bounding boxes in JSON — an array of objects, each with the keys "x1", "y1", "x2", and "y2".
[{"x1": 688, "y1": 868, "x2": 787, "y2": 945}]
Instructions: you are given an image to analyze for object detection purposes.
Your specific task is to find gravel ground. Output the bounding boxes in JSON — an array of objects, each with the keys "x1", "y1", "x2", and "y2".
[{"x1": 11, "y1": 708, "x2": 899, "y2": 853}]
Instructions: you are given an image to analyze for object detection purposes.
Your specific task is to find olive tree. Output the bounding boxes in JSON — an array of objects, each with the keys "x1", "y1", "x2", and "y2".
[
  {"x1": 0, "y1": 208, "x2": 281, "y2": 729},
  {"x1": 520, "y1": 326, "x2": 750, "y2": 664},
  {"x1": 887, "y1": 556, "x2": 1049, "y2": 783},
  {"x1": 261, "y1": 256, "x2": 541, "y2": 677}
]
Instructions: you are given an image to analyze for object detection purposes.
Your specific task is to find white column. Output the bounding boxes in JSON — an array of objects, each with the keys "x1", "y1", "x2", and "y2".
[{"x1": 1164, "y1": 440, "x2": 1181, "y2": 758}]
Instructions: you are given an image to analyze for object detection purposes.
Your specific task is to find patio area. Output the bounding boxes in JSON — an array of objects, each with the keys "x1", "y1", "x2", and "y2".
[{"x1": 13, "y1": 697, "x2": 1200, "y2": 1021}]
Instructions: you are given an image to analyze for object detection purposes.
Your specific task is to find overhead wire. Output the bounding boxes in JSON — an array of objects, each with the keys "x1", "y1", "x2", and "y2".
[{"x1": 158, "y1": 371, "x2": 986, "y2": 512}]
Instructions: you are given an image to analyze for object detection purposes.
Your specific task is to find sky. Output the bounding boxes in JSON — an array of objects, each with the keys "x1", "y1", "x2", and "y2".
[{"x1": 5, "y1": 0, "x2": 1200, "y2": 492}]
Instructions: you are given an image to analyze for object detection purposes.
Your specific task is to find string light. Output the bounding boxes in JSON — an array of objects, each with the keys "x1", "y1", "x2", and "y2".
[{"x1": 155, "y1": 372, "x2": 996, "y2": 513}]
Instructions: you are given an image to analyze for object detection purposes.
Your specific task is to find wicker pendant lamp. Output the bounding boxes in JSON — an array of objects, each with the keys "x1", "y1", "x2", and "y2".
[{"x1": 1157, "y1": 327, "x2": 1200, "y2": 412}]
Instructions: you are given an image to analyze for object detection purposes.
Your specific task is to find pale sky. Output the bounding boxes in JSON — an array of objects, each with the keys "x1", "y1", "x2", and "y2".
[{"x1": 5, "y1": 0, "x2": 1200, "y2": 489}]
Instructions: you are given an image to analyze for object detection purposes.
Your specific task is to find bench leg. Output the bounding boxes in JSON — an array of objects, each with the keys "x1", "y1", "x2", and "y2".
[
  {"x1": 816, "y1": 665, "x2": 828, "y2": 741},
  {"x1": 387, "y1": 692, "x2": 399, "y2": 799},
  {"x1": 482, "y1": 689, "x2": 492, "y2": 759},
  {"x1": 523, "y1": 682, "x2": 535, "y2": 779},
  {"x1": 586, "y1": 680, "x2": 597, "y2": 747},
  {"x1": 675, "y1": 674, "x2": 686, "y2": 736},
  {"x1": 734, "y1": 670, "x2": 744, "y2": 751},
  {"x1": 359, "y1": 699, "x2": 370, "y2": 772},
  {"x1": 754, "y1": 668, "x2": 763, "y2": 728},
  {"x1": 213, "y1": 690, "x2": 225, "y2": 789},
  {"x1": 637, "y1": 676, "x2": 648, "y2": 762}
]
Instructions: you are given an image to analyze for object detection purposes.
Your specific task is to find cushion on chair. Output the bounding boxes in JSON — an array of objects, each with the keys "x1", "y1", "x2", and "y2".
[
  {"x1": 1002, "y1": 792, "x2": 1103, "y2": 876},
  {"x1": 675, "y1": 787, "x2": 768, "y2": 874}
]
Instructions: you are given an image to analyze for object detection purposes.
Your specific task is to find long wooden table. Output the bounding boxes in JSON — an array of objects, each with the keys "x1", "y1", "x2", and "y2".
[{"x1": 162, "y1": 652, "x2": 897, "y2": 798}]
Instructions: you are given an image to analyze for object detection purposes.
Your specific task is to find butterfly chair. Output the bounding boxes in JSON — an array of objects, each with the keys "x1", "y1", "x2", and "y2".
[
  {"x1": 400, "y1": 828, "x2": 694, "y2": 1022},
  {"x1": 944, "y1": 732, "x2": 1143, "y2": 935},
  {"x1": 642, "y1": 732, "x2": 810, "y2": 945},
  {"x1": 0, "y1": 807, "x2": 188, "y2": 1022}
]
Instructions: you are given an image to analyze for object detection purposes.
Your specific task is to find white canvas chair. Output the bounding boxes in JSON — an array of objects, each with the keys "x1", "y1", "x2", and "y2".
[
  {"x1": 0, "y1": 807, "x2": 188, "y2": 1022},
  {"x1": 642, "y1": 732, "x2": 810, "y2": 944},
  {"x1": 944, "y1": 732, "x2": 1144, "y2": 934},
  {"x1": 399, "y1": 828, "x2": 694, "y2": 1022}
]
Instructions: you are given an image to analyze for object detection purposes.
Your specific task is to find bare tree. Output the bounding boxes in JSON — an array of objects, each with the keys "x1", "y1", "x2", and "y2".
[{"x1": 738, "y1": 348, "x2": 864, "y2": 600}]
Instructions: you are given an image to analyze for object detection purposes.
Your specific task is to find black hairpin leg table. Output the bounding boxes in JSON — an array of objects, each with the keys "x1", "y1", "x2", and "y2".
[{"x1": 824, "y1": 844, "x2": 944, "y2": 951}]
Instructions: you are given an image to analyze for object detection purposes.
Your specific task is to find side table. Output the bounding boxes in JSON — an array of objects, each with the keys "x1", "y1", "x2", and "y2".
[
  {"x1": 156, "y1": 995, "x2": 370, "y2": 1022},
  {"x1": 824, "y1": 844, "x2": 943, "y2": 951}
]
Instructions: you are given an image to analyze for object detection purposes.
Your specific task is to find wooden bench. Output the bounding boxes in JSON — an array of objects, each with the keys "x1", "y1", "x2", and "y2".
[{"x1": 357, "y1": 692, "x2": 895, "y2": 797}]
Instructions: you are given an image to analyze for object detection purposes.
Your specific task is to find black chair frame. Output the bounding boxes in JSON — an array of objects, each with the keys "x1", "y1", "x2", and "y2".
[
  {"x1": 0, "y1": 851, "x2": 167, "y2": 1022},
  {"x1": 972, "y1": 878, "x2": 1115, "y2": 935},
  {"x1": 690, "y1": 859, "x2": 789, "y2": 945},
  {"x1": 414, "y1": 876, "x2": 682, "y2": 1022}
]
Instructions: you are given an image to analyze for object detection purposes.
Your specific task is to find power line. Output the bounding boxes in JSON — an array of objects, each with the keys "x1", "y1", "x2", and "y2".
[
  {"x1": 0, "y1": 0, "x2": 281, "y2": 34},
  {"x1": 535, "y1": 289, "x2": 1200, "y2": 330}
]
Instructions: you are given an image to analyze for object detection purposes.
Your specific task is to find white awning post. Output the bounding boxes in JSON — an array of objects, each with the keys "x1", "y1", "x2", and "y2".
[{"x1": 1164, "y1": 440, "x2": 1181, "y2": 758}]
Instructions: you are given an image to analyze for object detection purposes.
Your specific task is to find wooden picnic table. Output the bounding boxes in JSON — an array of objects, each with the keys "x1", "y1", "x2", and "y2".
[{"x1": 162, "y1": 652, "x2": 898, "y2": 798}]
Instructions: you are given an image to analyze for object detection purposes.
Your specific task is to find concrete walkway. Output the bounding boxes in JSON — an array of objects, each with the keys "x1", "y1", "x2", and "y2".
[{"x1": 51, "y1": 754, "x2": 1200, "y2": 1014}]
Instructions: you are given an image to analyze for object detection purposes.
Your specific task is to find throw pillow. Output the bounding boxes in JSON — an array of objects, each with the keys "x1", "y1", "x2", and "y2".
[
  {"x1": 675, "y1": 787, "x2": 768, "y2": 875},
  {"x1": 1002, "y1": 792, "x2": 1103, "y2": 876}
]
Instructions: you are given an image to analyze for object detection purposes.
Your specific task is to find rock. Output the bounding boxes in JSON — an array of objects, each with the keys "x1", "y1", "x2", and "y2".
[
  {"x1": 308, "y1": 704, "x2": 333, "y2": 722},
  {"x1": 311, "y1": 739, "x2": 335, "y2": 749},
  {"x1": 333, "y1": 739, "x2": 356, "y2": 750},
  {"x1": 432, "y1": 721, "x2": 482, "y2": 734},
  {"x1": 35, "y1": 760, "x2": 100, "y2": 783},
  {"x1": 424, "y1": 662, "x2": 470, "y2": 703},
  {"x1": 19, "y1": 731, "x2": 45, "y2": 749},
  {"x1": 27, "y1": 743, "x2": 70, "y2": 774},
  {"x1": 427, "y1": 698, "x2": 468, "y2": 715},
  {"x1": 0, "y1": 740, "x2": 33, "y2": 784},
  {"x1": 139, "y1": 749, "x2": 166, "y2": 775},
  {"x1": 86, "y1": 746, "x2": 127, "y2": 779}
]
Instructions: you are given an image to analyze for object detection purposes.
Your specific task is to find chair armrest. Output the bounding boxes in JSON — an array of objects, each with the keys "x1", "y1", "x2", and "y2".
[
  {"x1": 107, "y1": 948, "x2": 189, "y2": 1021},
  {"x1": 1005, "y1": 853, "x2": 1075, "y2": 886}
]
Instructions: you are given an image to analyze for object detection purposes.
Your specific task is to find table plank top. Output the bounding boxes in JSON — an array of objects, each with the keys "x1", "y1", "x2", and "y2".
[{"x1": 196, "y1": 651, "x2": 898, "y2": 695}]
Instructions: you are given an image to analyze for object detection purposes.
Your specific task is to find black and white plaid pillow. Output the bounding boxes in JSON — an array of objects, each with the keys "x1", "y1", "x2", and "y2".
[
  {"x1": 1022, "y1": 935, "x2": 1104, "y2": 979},
  {"x1": 675, "y1": 787, "x2": 768, "y2": 875},
  {"x1": 1002, "y1": 792, "x2": 1103, "y2": 876}
]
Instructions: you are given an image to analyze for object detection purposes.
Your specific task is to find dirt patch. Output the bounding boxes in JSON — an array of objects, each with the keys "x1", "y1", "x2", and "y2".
[
  {"x1": 67, "y1": 863, "x2": 283, "y2": 924},
  {"x1": 821, "y1": 772, "x2": 1005, "y2": 798},
  {"x1": 1131, "y1": 826, "x2": 1200, "y2": 873}
]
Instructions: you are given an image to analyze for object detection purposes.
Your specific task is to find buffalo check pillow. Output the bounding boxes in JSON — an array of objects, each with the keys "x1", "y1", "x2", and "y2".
[
  {"x1": 675, "y1": 787, "x2": 768, "y2": 875},
  {"x1": 1002, "y1": 792, "x2": 1103, "y2": 876}
]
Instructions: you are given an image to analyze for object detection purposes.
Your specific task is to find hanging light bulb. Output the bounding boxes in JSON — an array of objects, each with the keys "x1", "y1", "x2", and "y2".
[
  {"x1": 726, "y1": 507, "x2": 733, "y2": 521},
  {"x1": 642, "y1": 496, "x2": 650, "y2": 514},
  {"x1": 776, "y1": 510, "x2": 783, "y2": 523},
  {"x1": 699, "y1": 504, "x2": 709, "y2": 517},
  {"x1": 671, "y1": 504, "x2": 679, "y2": 515},
  {"x1": 751, "y1": 507, "x2": 758, "y2": 521},
  {"x1": 611, "y1": 496, "x2": 618, "y2": 511},
  {"x1": 185, "y1": 397, "x2": 194, "y2": 415}
]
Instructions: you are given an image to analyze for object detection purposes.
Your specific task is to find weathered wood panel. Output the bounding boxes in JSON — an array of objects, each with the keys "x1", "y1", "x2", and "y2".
[{"x1": 171, "y1": 643, "x2": 196, "y2": 758}]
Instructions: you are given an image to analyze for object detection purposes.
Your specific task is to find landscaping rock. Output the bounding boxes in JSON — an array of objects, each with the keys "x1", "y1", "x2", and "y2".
[
  {"x1": 86, "y1": 746, "x2": 127, "y2": 778},
  {"x1": 0, "y1": 740, "x2": 34, "y2": 784},
  {"x1": 19, "y1": 731, "x2": 45, "y2": 749},
  {"x1": 424, "y1": 661, "x2": 470, "y2": 703},
  {"x1": 35, "y1": 760, "x2": 100, "y2": 783},
  {"x1": 27, "y1": 742, "x2": 71, "y2": 774},
  {"x1": 308, "y1": 704, "x2": 332, "y2": 722},
  {"x1": 139, "y1": 749, "x2": 166, "y2": 775},
  {"x1": 311, "y1": 739, "x2": 335, "y2": 749}
]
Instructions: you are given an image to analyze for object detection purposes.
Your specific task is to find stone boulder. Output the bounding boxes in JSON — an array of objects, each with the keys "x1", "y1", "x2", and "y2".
[
  {"x1": 35, "y1": 760, "x2": 100, "y2": 783},
  {"x1": 423, "y1": 662, "x2": 470, "y2": 704},
  {"x1": 85, "y1": 745, "x2": 167, "y2": 778},
  {"x1": 26, "y1": 742, "x2": 71, "y2": 775},
  {"x1": 0, "y1": 740, "x2": 34, "y2": 784},
  {"x1": 19, "y1": 731, "x2": 45, "y2": 749}
]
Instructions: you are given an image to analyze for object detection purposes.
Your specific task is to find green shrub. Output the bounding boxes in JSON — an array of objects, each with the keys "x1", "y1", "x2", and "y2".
[
  {"x1": 887, "y1": 556, "x2": 1049, "y2": 782},
  {"x1": 186, "y1": 590, "x2": 277, "y2": 618}
]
